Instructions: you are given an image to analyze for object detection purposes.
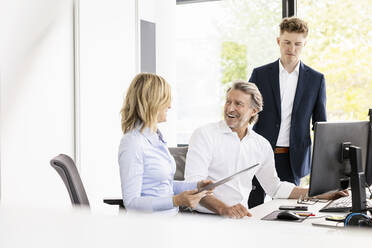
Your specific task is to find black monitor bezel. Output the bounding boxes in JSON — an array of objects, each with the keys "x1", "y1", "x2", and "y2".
[{"x1": 308, "y1": 121, "x2": 370, "y2": 197}]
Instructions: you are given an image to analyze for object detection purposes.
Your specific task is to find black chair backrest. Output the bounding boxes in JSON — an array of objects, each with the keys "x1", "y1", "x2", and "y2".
[
  {"x1": 50, "y1": 154, "x2": 90, "y2": 207},
  {"x1": 169, "y1": 146, "x2": 188, "y2": 181}
]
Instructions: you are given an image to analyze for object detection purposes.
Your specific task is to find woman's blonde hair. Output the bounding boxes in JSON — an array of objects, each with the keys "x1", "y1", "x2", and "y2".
[{"x1": 120, "y1": 73, "x2": 171, "y2": 134}]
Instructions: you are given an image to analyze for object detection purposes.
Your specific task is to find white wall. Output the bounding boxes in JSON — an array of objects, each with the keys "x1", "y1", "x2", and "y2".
[
  {"x1": 0, "y1": 0, "x2": 176, "y2": 212},
  {"x1": 79, "y1": 0, "x2": 176, "y2": 213},
  {"x1": 79, "y1": 0, "x2": 136, "y2": 213},
  {"x1": 139, "y1": 0, "x2": 177, "y2": 146},
  {"x1": 0, "y1": 0, "x2": 75, "y2": 207}
]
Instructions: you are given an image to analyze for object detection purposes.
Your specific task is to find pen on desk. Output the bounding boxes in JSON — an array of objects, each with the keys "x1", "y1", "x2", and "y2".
[{"x1": 295, "y1": 212, "x2": 315, "y2": 217}]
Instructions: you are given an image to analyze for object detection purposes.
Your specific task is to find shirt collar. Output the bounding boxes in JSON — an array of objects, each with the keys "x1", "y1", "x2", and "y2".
[
  {"x1": 219, "y1": 120, "x2": 253, "y2": 138},
  {"x1": 219, "y1": 120, "x2": 233, "y2": 134},
  {"x1": 136, "y1": 123, "x2": 166, "y2": 145},
  {"x1": 279, "y1": 59, "x2": 300, "y2": 75}
]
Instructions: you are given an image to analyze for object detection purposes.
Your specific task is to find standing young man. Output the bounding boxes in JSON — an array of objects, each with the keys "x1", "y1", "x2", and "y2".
[{"x1": 248, "y1": 17, "x2": 327, "y2": 208}]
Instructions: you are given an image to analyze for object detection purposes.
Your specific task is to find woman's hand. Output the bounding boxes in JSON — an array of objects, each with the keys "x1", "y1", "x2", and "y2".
[{"x1": 173, "y1": 189, "x2": 208, "y2": 208}]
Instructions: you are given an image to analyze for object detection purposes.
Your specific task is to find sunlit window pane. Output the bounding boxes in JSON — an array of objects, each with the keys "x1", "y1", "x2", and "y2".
[
  {"x1": 298, "y1": 0, "x2": 372, "y2": 121},
  {"x1": 176, "y1": 0, "x2": 281, "y2": 144}
]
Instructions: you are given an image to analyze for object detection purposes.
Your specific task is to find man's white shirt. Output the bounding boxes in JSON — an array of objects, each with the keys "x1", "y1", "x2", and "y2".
[
  {"x1": 184, "y1": 121, "x2": 295, "y2": 213},
  {"x1": 276, "y1": 60, "x2": 300, "y2": 147}
]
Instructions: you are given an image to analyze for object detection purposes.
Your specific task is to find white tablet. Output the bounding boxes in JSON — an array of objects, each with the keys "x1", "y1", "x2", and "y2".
[{"x1": 198, "y1": 163, "x2": 260, "y2": 192}]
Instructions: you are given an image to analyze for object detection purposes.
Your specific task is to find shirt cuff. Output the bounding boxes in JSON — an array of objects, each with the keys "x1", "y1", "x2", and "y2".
[
  {"x1": 173, "y1": 181, "x2": 198, "y2": 195},
  {"x1": 151, "y1": 196, "x2": 175, "y2": 212},
  {"x1": 184, "y1": 181, "x2": 198, "y2": 191},
  {"x1": 272, "y1": 181, "x2": 296, "y2": 199}
]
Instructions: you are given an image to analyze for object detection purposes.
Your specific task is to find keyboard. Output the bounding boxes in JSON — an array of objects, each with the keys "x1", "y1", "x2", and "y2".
[{"x1": 320, "y1": 196, "x2": 372, "y2": 212}]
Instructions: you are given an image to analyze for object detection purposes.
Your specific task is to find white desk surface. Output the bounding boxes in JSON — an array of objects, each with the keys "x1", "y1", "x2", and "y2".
[
  {"x1": 0, "y1": 200, "x2": 371, "y2": 248},
  {"x1": 249, "y1": 198, "x2": 338, "y2": 221}
]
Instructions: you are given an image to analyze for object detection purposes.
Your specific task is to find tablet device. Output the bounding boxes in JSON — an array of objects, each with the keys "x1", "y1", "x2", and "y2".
[{"x1": 197, "y1": 163, "x2": 260, "y2": 192}]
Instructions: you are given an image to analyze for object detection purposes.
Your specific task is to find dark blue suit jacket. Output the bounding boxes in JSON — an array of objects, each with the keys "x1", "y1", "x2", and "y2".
[{"x1": 249, "y1": 60, "x2": 326, "y2": 180}]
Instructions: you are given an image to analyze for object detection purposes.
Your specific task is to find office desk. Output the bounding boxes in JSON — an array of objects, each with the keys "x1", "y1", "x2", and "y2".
[
  {"x1": 0, "y1": 202, "x2": 370, "y2": 248},
  {"x1": 249, "y1": 198, "x2": 342, "y2": 225}
]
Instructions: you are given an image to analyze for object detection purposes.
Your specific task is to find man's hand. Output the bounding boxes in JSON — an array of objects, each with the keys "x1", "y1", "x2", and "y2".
[
  {"x1": 317, "y1": 189, "x2": 349, "y2": 200},
  {"x1": 219, "y1": 203, "x2": 252, "y2": 219}
]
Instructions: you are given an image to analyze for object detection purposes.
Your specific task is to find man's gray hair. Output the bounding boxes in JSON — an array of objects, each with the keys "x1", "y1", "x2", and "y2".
[{"x1": 227, "y1": 80, "x2": 263, "y2": 124}]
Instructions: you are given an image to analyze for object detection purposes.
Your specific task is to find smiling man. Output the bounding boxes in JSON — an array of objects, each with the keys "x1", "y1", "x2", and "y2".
[
  {"x1": 248, "y1": 17, "x2": 327, "y2": 208},
  {"x1": 184, "y1": 82, "x2": 344, "y2": 218}
]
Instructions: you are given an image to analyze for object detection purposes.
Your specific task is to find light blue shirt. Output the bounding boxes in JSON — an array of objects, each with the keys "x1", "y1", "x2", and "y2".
[{"x1": 118, "y1": 125, "x2": 197, "y2": 215}]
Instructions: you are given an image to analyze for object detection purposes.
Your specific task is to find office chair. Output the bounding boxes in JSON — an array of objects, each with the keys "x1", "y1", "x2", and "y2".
[
  {"x1": 103, "y1": 146, "x2": 189, "y2": 208},
  {"x1": 169, "y1": 146, "x2": 188, "y2": 180},
  {"x1": 50, "y1": 154, "x2": 90, "y2": 207}
]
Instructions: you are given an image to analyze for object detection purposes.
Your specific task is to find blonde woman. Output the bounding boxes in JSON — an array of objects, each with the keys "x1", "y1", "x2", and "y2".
[{"x1": 119, "y1": 73, "x2": 211, "y2": 215}]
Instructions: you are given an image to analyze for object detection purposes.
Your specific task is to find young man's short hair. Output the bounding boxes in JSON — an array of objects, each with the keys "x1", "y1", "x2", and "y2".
[{"x1": 280, "y1": 17, "x2": 308, "y2": 37}]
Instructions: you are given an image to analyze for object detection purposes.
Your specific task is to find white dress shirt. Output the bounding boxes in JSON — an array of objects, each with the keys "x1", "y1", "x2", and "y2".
[
  {"x1": 276, "y1": 60, "x2": 300, "y2": 147},
  {"x1": 184, "y1": 121, "x2": 295, "y2": 213}
]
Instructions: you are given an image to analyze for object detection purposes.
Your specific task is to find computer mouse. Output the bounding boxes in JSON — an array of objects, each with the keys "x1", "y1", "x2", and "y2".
[{"x1": 277, "y1": 211, "x2": 300, "y2": 220}]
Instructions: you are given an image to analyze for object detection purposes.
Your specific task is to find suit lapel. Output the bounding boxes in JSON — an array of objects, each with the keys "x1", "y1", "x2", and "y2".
[
  {"x1": 292, "y1": 62, "x2": 308, "y2": 115},
  {"x1": 270, "y1": 60, "x2": 281, "y2": 117}
]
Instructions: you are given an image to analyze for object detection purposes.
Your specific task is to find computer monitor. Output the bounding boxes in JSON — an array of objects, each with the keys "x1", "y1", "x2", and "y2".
[{"x1": 309, "y1": 121, "x2": 370, "y2": 197}]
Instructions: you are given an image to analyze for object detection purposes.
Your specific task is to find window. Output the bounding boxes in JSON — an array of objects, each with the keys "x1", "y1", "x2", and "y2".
[
  {"x1": 176, "y1": 0, "x2": 282, "y2": 144},
  {"x1": 298, "y1": 0, "x2": 372, "y2": 121}
]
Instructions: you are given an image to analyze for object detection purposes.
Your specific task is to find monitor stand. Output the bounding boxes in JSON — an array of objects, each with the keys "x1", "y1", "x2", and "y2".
[
  {"x1": 343, "y1": 145, "x2": 367, "y2": 213},
  {"x1": 365, "y1": 109, "x2": 372, "y2": 186}
]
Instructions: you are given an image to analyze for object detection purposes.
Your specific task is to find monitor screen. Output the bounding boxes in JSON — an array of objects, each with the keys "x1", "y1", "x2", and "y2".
[{"x1": 308, "y1": 121, "x2": 370, "y2": 197}]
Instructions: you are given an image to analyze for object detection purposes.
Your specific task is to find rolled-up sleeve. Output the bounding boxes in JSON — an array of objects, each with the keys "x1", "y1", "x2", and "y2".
[
  {"x1": 184, "y1": 127, "x2": 212, "y2": 182},
  {"x1": 255, "y1": 142, "x2": 296, "y2": 199},
  {"x1": 118, "y1": 135, "x2": 174, "y2": 212}
]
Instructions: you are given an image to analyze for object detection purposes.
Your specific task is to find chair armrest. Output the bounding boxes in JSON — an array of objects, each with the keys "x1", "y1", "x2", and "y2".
[{"x1": 103, "y1": 198, "x2": 125, "y2": 209}]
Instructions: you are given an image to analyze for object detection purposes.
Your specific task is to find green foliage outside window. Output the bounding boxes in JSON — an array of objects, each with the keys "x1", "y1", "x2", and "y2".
[
  {"x1": 221, "y1": 41, "x2": 248, "y2": 85},
  {"x1": 299, "y1": 0, "x2": 372, "y2": 121},
  {"x1": 218, "y1": 0, "x2": 372, "y2": 185},
  {"x1": 219, "y1": 0, "x2": 372, "y2": 121}
]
